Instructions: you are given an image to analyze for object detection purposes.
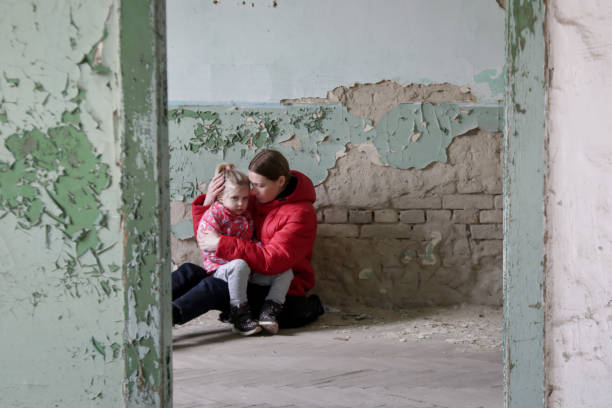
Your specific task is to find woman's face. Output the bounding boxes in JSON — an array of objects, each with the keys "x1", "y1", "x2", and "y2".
[{"x1": 248, "y1": 171, "x2": 286, "y2": 204}]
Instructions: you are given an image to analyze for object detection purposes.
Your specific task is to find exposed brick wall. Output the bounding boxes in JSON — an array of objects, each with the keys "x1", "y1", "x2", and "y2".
[
  {"x1": 313, "y1": 197, "x2": 503, "y2": 308},
  {"x1": 312, "y1": 130, "x2": 503, "y2": 308}
]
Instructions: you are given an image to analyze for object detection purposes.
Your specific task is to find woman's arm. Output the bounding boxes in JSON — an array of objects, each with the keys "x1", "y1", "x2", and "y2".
[{"x1": 215, "y1": 205, "x2": 317, "y2": 275}]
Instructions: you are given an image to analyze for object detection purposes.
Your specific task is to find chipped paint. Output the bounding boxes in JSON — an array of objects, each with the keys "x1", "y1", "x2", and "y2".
[
  {"x1": 1, "y1": 123, "x2": 111, "y2": 259},
  {"x1": 169, "y1": 107, "x2": 283, "y2": 153},
  {"x1": 169, "y1": 103, "x2": 502, "y2": 201},
  {"x1": 474, "y1": 69, "x2": 506, "y2": 100},
  {"x1": 279, "y1": 134, "x2": 303, "y2": 151},
  {"x1": 282, "y1": 80, "x2": 478, "y2": 124},
  {"x1": 120, "y1": 0, "x2": 171, "y2": 406},
  {"x1": 171, "y1": 219, "x2": 196, "y2": 240},
  {"x1": 0, "y1": 1, "x2": 127, "y2": 406},
  {"x1": 504, "y1": 0, "x2": 547, "y2": 407}
]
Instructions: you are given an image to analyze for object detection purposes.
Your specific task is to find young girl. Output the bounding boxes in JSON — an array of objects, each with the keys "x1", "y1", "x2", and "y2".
[{"x1": 197, "y1": 163, "x2": 293, "y2": 335}]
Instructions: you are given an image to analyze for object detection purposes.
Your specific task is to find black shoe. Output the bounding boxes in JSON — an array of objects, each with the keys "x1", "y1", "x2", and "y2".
[
  {"x1": 230, "y1": 304, "x2": 261, "y2": 336},
  {"x1": 218, "y1": 309, "x2": 232, "y2": 324},
  {"x1": 259, "y1": 300, "x2": 283, "y2": 334}
]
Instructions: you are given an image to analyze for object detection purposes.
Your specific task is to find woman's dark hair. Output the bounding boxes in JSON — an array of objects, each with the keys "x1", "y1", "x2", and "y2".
[{"x1": 248, "y1": 149, "x2": 291, "y2": 181}]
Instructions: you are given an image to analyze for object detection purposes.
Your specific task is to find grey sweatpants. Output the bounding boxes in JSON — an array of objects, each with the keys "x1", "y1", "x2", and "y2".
[{"x1": 212, "y1": 259, "x2": 294, "y2": 306}]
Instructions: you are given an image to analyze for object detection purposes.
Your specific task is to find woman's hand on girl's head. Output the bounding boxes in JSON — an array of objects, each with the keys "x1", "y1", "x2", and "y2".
[
  {"x1": 198, "y1": 230, "x2": 221, "y2": 252},
  {"x1": 203, "y1": 172, "x2": 225, "y2": 207}
]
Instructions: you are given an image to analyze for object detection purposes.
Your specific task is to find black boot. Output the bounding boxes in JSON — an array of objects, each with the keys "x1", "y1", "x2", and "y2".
[
  {"x1": 258, "y1": 300, "x2": 283, "y2": 334},
  {"x1": 230, "y1": 303, "x2": 261, "y2": 336}
]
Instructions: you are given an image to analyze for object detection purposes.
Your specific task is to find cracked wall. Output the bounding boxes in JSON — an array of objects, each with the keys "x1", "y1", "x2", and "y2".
[
  {"x1": 167, "y1": 0, "x2": 505, "y2": 308},
  {"x1": 312, "y1": 129, "x2": 503, "y2": 308},
  {"x1": 0, "y1": 1, "x2": 170, "y2": 407},
  {"x1": 168, "y1": 94, "x2": 504, "y2": 308}
]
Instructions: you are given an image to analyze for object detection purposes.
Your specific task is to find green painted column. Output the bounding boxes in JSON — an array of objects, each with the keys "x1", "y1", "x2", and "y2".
[
  {"x1": 0, "y1": 1, "x2": 170, "y2": 406},
  {"x1": 504, "y1": 1, "x2": 547, "y2": 407},
  {"x1": 120, "y1": 0, "x2": 171, "y2": 406}
]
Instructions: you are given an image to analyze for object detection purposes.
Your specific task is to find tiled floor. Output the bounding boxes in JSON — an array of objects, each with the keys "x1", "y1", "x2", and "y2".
[{"x1": 172, "y1": 305, "x2": 503, "y2": 408}]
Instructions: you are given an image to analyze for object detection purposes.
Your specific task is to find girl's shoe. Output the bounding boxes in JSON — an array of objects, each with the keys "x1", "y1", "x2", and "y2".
[{"x1": 230, "y1": 304, "x2": 261, "y2": 336}]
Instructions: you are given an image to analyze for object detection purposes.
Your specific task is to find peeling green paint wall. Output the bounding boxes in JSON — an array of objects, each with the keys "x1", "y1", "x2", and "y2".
[
  {"x1": 504, "y1": 0, "x2": 546, "y2": 407},
  {"x1": 169, "y1": 103, "x2": 502, "y2": 201},
  {"x1": 0, "y1": 1, "x2": 170, "y2": 406},
  {"x1": 120, "y1": 0, "x2": 171, "y2": 406},
  {"x1": 0, "y1": 1, "x2": 125, "y2": 406}
]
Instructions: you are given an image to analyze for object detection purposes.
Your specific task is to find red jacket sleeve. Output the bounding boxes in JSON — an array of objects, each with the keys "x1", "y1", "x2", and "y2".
[
  {"x1": 191, "y1": 194, "x2": 209, "y2": 237},
  {"x1": 216, "y1": 205, "x2": 317, "y2": 275}
]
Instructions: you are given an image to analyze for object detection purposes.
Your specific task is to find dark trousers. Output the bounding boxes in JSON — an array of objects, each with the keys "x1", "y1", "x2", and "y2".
[{"x1": 172, "y1": 263, "x2": 324, "y2": 328}]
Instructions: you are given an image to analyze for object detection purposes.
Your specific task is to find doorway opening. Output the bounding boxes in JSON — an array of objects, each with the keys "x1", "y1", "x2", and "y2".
[{"x1": 166, "y1": 1, "x2": 506, "y2": 407}]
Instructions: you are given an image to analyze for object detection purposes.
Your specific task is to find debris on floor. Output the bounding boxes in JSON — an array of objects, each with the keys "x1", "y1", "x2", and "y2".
[{"x1": 175, "y1": 302, "x2": 502, "y2": 352}]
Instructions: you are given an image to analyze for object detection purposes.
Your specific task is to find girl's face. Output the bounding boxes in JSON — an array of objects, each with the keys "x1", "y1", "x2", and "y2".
[
  {"x1": 248, "y1": 171, "x2": 286, "y2": 204},
  {"x1": 218, "y1": 183, "x2": 250, "y2": 215}
]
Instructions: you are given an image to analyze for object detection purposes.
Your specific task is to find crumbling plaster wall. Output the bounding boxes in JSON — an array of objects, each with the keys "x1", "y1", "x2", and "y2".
[
  {"x1": 169, "y1": 95, "x2": 504, "y2": 308},
  {"x1": 167, "y1": 0, "x2": 505, "y2": 308},
  {"x1": 313, "y1": 130, "x2": 503, "y2": 308},
  {"x1": 546, "y1": 1, "x2": 612, "y2": 406}
]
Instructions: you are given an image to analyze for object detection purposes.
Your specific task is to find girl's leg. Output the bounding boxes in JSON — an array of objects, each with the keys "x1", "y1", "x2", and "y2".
[
  {"x1": 213, "y1": 259, "x2": 260, "y2": 335},
  {"x1": 250, "y1": 269, "x2": 293, "y2": 305},
  {"x1": 212, "y1": 259, "x2": 251, "y2": 306}
]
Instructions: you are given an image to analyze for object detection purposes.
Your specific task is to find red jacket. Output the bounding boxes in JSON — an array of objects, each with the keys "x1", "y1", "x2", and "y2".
[{"x1": 192, "y1": 170, "x2": 317, "y2": 296}]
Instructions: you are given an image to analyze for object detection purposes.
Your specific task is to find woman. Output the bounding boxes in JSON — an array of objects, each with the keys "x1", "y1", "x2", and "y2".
[{"x1": 172, "y1": 149, "x2": 324, "y2": 328}]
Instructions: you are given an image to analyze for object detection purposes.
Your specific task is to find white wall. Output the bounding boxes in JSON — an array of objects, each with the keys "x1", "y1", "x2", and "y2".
[
  {"x1": 166, "y1": 0, "x2": 504, "y2": 104},
  {"x1": 546, "y1": 1, "x2": 612, "y2": 406}
]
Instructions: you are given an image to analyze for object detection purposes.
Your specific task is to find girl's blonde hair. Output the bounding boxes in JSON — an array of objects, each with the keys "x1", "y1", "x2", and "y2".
[{"x1": 215, "y1": 162, "x2": 250, "y2": 188}]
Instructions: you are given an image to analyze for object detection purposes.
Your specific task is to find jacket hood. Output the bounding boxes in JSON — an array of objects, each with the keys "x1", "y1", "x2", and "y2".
[{"x1": 255, "y1": 170, "x2": 315, "y2": 211}]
